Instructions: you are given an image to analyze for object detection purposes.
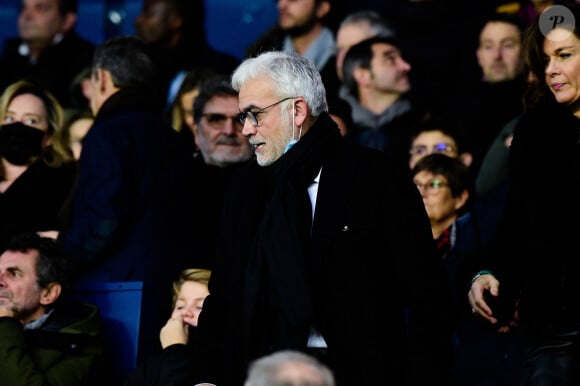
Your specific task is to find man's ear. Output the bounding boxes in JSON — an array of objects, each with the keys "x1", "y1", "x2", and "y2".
[
  {"x1": 40, "y1": 282, "x2": 62, "y2": 306},
  {"x1": 94, "y1": 68, "x2": 107, "y2": 92},
  {"x1": 62, "y1": 12, "x2": 77, "y2": 34},
  {"x1": 96, "y1": 68, "x2": 118, "y2": 96},
  {"x1": 292, "y1": 97, "x2": 309, "y2": 127},
  {"x1": 454, "y1": 190, "x2": 470, "y2": 212},
  {"x1": 353, "y1": 67, "x2": 370, "y2": 88}
]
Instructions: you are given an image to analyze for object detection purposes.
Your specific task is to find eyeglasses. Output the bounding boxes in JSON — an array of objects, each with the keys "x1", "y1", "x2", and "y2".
[
  {"x1": 414, "y1": 179, "x2": 449, "y2": 195},
  {"x1": 202, "y1": 113, "x2": 243, "y2": 130},
  {"x1": 410, "y1": 143, "x2": 456, "y2": 156},
  {"x1": 237, "y1": 97, "x2": 295, "y2": 126}
]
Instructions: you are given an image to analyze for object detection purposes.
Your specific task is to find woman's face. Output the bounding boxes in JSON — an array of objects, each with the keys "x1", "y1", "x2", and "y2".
[
  {"x1": 3, "y1": 94, "x2": 49, "y2": 132},
  {"x1": 3, "y1": 93, "x2": 51, "y2": 147},
  {"x1": 543, "y1": 28, "x2": 580, "y2": 114},
  {"x1": 413, "y1": 171, "x2": 461, "y2": 226}
]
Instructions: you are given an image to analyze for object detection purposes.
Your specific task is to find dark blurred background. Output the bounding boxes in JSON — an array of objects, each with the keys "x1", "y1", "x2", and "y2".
[{"x1": 0, "y1": 0, "x2": 281, "y2": 59}]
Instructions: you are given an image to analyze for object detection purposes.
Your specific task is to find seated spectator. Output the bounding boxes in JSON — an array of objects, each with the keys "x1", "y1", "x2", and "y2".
[
  {"x1": 335, "y1": 9, "x2": 396, "y2": 82},
  {"x1": 244, "y1": 350, "x2": 336, "y2": 386},
  {"x1": 341, "y1": 36, "x2": 431, "y2": 169},
  {"x1": 123, "y1": 268, "x2": 211, "y2": 386},
  {"x1": 0, "y1": 0, "x2": 95, "y2": 110},
  {"x1": 0, "y1": 79, "x2": 77, "y2": 248},
  {"x1": 452, "y1": 11, "x2": 527, "y2": 177},
  {"x1": 245, "y1": 0, "x2": 340, "y2": 99},
  {"x1": 169, "y1": 67, "x2": 218, "y2": 154},
  {"x1": 134, "y1": 0, "x2": 240, "y2": 108},
  {"x1": 61, "y1": 108, "x2": 93, "y2": 160},
  {"x1": 408, "y1": 123, "x2": 473, "y2": 169},
  {"x1": 411, "y1": 153, "x2": 522, "y2": 386},
  {"x1": 0, "y1": 232, "x2": 106, "y2": 385}
]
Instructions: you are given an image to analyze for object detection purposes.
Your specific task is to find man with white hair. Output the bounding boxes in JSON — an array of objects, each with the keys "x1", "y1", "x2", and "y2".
[{"x1": 189, "y1": 50, "x2": 453, "y2": 386}]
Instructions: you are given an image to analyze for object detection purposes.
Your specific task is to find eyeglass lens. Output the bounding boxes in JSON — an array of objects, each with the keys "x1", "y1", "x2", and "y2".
[
  {"x1": 237, "y1": 97, "x2": 295, "y2": 126},
  {"x1": 411, "y1": 143, "x2": 455, "y2": 155},
  {"x1": 203, "y1": 113, "x2": 243, "y2": 129}
]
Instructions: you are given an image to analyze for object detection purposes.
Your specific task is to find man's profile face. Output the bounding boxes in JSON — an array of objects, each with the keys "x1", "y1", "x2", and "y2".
[
  {"x1": 0, "y1": 249, "x2": 43, "y2": 323},
  {"x1": 238, "y1": 76, "x2": 294, "y2": 167},
  {"x1": 476, "y1": 21, "x2": 523, "y2": 83},
  {"x1": 368, "y1": 42, "x2": 411, "y2": 95},
  {"x1": 18, "y1": 0, "x2": 65, "y2": 44}
]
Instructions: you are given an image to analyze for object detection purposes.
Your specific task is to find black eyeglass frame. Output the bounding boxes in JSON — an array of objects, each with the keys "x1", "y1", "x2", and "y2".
[
  {"x1": 237, "y1": 97, "x2": 295, "y2": 126},
  {"x1": 201, "y1": 113, "x2": 243, "y2": 129}
]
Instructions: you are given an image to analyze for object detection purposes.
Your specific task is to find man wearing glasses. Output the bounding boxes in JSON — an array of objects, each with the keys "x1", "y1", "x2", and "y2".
[
  {"x1": 188, "y1": 50, "x2": 453, "y2": 386},
  {"x1": 407, "y1": 124, "x2": 474, "y2": 170},
  {"x1": 191, "y1": 74, "x2": 253, "y2": 168},
  {"x1": 187, "y1": 74, "x2": 253, "y2": 270}
]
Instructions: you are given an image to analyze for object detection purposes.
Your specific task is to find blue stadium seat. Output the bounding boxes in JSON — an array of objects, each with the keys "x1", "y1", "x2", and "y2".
[{"x1": 67, "y1": 281, "x2": 143, "y2": 381}]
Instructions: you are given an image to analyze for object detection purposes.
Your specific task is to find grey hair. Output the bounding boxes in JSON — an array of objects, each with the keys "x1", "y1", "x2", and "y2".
[
  {"x1": 339, "y1": 9, "x2": 397, "y2": 39},
  {"x1": 231, "y1": 51, "x2": 328, "y2": 117},
  {"x1": 244, "y1": 350, "x2": 336, "y2": 386}
]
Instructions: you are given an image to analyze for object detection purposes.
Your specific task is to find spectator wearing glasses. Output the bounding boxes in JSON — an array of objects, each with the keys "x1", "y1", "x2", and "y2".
[
  {"x1": 187, "y1": 50, "x2": 453, "y2": 386},
  {"x1": 408, "y1": 122, "x2": 473, "y2": 170},
  {"x1": 411, "y1": 153, "x2": 522, "y2": 386},
  {"x1": 168, "y1": 67, "x2": 218, "y2": 154},
  {"x1": 187, "y1": 74, "x2": 253, "y2": 269}
]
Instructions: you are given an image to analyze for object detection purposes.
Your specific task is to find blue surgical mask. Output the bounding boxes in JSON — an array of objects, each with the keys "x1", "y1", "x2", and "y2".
[
  {"x1": 284, "y1": 139, "x2": 297, "y2": 154},
  {"x1": 283, "y1": 99, "x2": 301, "y2": 154}
]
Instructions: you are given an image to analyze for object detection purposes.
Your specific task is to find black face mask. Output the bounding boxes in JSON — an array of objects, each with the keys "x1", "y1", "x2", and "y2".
[{"x1": 0, "y1": 121, "x2": 45, "y2": 165}]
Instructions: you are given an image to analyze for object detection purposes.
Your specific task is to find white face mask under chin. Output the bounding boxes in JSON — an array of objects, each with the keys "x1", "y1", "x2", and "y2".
[{"x1": 283, "y1": 99, "x2": 301, "y2": 154}]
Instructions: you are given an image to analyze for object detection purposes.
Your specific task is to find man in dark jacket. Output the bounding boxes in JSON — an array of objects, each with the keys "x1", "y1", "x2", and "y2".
[
  {"x1": 245, "y1": 0, "x2": 340, "y2": 101},
  {"x1": 340, "y1": 36, "x2": 431, "y2": 171},
  {"x1": 58, "y1": 35, "x2": 196, "y2": 364},
  {"x1": 0, "y1": 0, "x2": 95, "y2": 110},
  {"x1": 0, "y1": 232, "x2": 105, "y2": 385},
  {"x1": 189, "y1": 51, "x2": 453, "y2": 386},
  {"x1": 134, "y1": 0, "x2": 240, "y2": 109}
]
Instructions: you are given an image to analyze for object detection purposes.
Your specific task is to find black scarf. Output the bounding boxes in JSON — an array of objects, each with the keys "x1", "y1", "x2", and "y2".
[{"x1": 243, "y1": 113, "x2": 341, "y2": 353}]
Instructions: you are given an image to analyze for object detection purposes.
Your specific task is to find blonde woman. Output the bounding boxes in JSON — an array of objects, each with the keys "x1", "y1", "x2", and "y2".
[{"x1": 0, "y1": 79, "x2": 77, "y2": 247}]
